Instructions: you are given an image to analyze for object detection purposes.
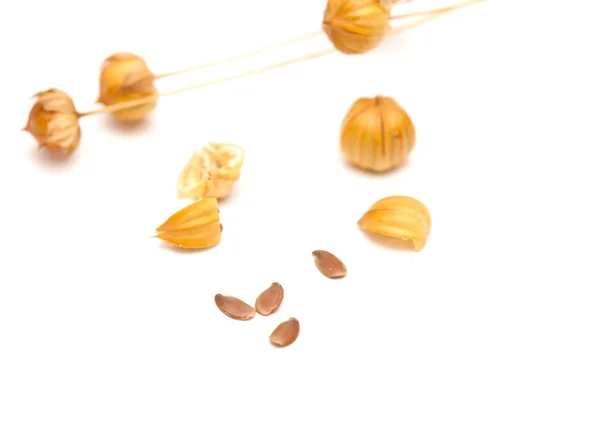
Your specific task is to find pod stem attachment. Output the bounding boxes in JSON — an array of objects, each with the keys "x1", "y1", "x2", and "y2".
[{"x1": 78, "y1": 11, "x2": 477, "y2": 119}]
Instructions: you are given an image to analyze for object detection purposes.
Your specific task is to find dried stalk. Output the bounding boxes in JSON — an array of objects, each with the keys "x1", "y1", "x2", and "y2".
[
  {"x1": 152, "y1": 0, "x2": 417, "y2": 80},
  {"x1": 153, "y1": 31, "x2": 323, "y2": 79},
  {"x1": 78, "y1": 48, "x2": 333, "y2": 117},
  {"x1": 78, "y1": 3, "x2": 482, "y2": 119}
]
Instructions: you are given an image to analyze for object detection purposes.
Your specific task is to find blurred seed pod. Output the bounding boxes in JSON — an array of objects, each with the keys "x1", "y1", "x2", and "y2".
[
  {"x1": 97, "y1": 52, "x2": 157, "y2": 121},
  {"x1": 340, "y1": 95, "x2": 415, "y2": 172},
  {"x1": 322, "y1": 0, "x2": 391, "y2": 54},
  {"x1": 23, "y1": 89, "x2": 81, "y2": 154}
]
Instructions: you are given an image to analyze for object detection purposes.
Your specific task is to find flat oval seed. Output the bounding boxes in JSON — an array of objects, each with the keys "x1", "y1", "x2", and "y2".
[
  {"x1": 255, "y1": 282, "x2": 284, "y2": 316},
  {"x1": 214, "y1": 294, "x2": 255, "y2": 321},
  {"x1": 312, "y1": 250, "x2": 347, "y2": 278},
  {"x1": 270, "y1": 318, "x2": 300, "y2": 347}
]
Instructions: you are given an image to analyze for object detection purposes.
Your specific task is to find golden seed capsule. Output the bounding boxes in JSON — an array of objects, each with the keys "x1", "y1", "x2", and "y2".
[
  {"x1": 323, "y1": 0, "x2": 391, "y2": 54},
  {"x1": 154, "y1": 198, "x2": 222, "y2": 249},
  {"x1": 357, "y1": 196, "x2": 431, "y2": 251},
  {"x1": 177, "y1": 143, "x2": 245, "y2": 200},
  {"x1": 341, "y1": 95, "x2": 416, "y2": 172},
  {"x1": 97, "y1": 52, "x2": 157, "y2": 121},
  {"x1": 23, "y1": 89, "x2": 81, "y2": 154}
]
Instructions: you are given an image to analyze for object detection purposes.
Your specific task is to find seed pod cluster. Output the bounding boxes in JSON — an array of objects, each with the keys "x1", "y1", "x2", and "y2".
[
  {"x1": 23, "y1": 89, "x2": 82, "y2": 154},
  {"x1": 340, "y1": 95, "x2": 416, "y2": 173},
  {"x1": 358, "y1": 195, "x2": 431, "y2": 250},
  {"x1": 214, "y1": 282, "x2": 299, "y2": 348},
  {"x1": 97, "y1": 52, "x2": 157, "y2": 121}
]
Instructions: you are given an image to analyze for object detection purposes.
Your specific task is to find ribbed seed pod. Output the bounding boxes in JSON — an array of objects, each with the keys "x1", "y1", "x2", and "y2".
[
  {"x1": 358, "y1": 196, "x2": 431, "y2": 251},
  {"x1": 23, "y1": 89, "x2": 81, "y2": 154},
  {"x1": 154, "y1": 198, "x2": 222, "y2": 249},
  {"x1": 340, "y1": 95, "x2": 416, "y2": 172},
  {"x1": 97, "y1": 52, "x2": 157, "y2": 121},
  {"x1": 323, "y1": 0, "x2": 391, "y2": 54}
]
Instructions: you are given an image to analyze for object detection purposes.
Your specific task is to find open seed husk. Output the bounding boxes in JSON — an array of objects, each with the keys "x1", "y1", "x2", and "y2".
[
  {"x1": 154, "y1": 198, "x2": 222, "y2": 249},
  {"x1": 214, "y1": 294, "x2": 256, "y2": 321},
  {"x1": 312, "y1": 250, "x2": 347, "y2": 278},
  {"x1": 358, "y1": 195, "x2": 431, "y2": 250},
  {"x1": 270, "y1": 318, "x2": 300, "y2": 347},
  {"x1": 255, "y1": 282, "x2": 284, "y2": 316},
  {"x1": 177, "y1": 142, "x2": 245, "y2": 200},
  {"x1": 23, "y1": 89, "x2": 82, "y2": 155}
]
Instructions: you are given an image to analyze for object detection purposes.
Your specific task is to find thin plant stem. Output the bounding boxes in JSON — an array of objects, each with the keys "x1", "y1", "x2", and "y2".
[
  {"x1": 154, "y1": 30, "x2": 323, "y2": 79},
  {"x1": 78, "y1": 13, "x2": 460, "y2": 119},
  {"x1": 390, "y1": 0, "x2": 487, "y2": 20},
  {"x1": 152, "y1": 0, "x2": 417, "y2": 80},
  {"x1": 79, "y1": 48, "x2": 334, "y2": 117}
]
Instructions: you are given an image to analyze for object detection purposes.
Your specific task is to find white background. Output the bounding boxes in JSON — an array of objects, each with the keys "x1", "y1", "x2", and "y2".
[{"x1": 1, "y1": 0, "x2": 599, "y2": 424}]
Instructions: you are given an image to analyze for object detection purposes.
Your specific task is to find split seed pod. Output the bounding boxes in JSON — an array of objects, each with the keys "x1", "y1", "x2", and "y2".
[
  {"x1": 23, "y1": 89, "x2": 81, "y2": 154},
  {"x1": 154, "y1": 198, "x2": 222, "y2": 249},
  {"x1": 255, "y1": 282, "x2": 284, "y2": 316},
  {"x1": 270, "y1": 318, "x2": 300, "y2": 347},
  {"x1": 323, "y1": 0, "x2": 391, "y2": 54},
  {"x1": 341, "y1": 95, "x2": 416, "y2": 172},
  {"x1": 358, "y1": 196, "x2": 431, "y2": 250},
  {"x1": 97, "y1": 52, "x2": 157, "y2": 121},
  {"x1": 214, "y1": 294, "x2": 256, "y2": 321},
  {"x1": 177, "y1": 143, "x2": 245, "y2": 200}
]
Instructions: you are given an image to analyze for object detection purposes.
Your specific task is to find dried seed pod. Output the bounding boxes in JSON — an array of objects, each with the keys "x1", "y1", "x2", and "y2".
[
  {"x1": 270, "y1": 318, "x2": 300, "y2": 347},
  {"x1": 177, "y1": 143, "x2": 245, "y2": 200},
  {"x1": 312, "y1": 250, "x2": 347, "y2": 278},
  {"x1": 358, "y1": 195, "x2": 431, "y2": 250},
  {"x1": 154, "y1": 198, "x2": 222, "y2": 249},
  {"x1": 323, "y1": 0, "x2": 391, "y2": 54},
  {"x1": 341, "y1": 95, "x2": 416, "y2": 172},
  {"x1": 214, "y1": 294, "x2": 256, "y2": 321},
  {"x1": 255, "y1": 282, "x2": 284, "y2": 316},
  {"x1": 23, "y1": 89, "x2": 81, "y2": 154},
  {"x1": 97, "y1": 52, "x2": 157, "y2": 121}
]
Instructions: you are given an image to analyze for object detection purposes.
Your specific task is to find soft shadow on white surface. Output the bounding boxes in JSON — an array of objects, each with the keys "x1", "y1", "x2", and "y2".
[
  {"x1": 339, "y1": 155, "x2": 415, "y2": 178},
  {"x1": 99, "y1": 114, "x2": 157, "y2": 135},
  {"x1": 155, "y1": 241, "x2": 220, "y2": 255},
  {"x1": 360, "y1": 230, "x2": 421, "y2": 252},
  {"x1": 27, "y1": 144, "x2": 80, "y2": 172}
]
